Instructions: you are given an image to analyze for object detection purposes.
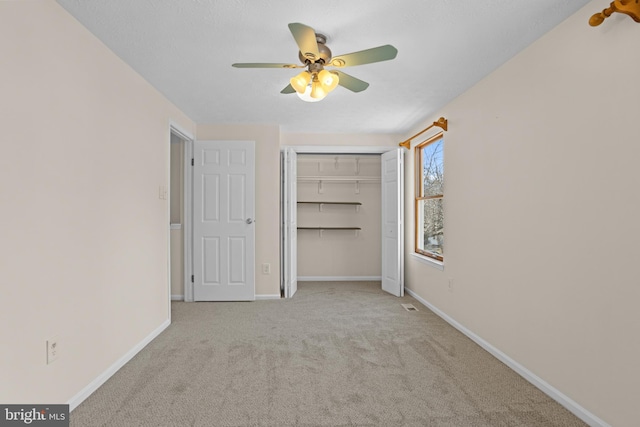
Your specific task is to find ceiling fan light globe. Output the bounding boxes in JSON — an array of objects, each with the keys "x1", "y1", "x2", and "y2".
[
  {"x1": 310, "y1": 80, "x2": 328, "y2": 100},
  {"x1": 296, "y1": 84, "x2": 322, "y2": 102},
  {"x1": 318, "y1": 69, "x2": 339, "y2": 92},
  {"x1": 290, "y1": 71, "x2": 311, "y2": 94}
]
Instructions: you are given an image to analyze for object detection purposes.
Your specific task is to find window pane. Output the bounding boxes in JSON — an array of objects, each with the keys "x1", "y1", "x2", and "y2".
[
  {"x1": 421, "y1": 139, "x2": 443, "y2": 197},
  {"x1": 418, "y1": 198, "x2": 443, "y2": 256}
]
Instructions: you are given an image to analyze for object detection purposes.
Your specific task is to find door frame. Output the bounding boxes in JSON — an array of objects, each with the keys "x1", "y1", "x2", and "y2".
[
  {"x1": 280, "y1": 145, "x2": 400, "y2": 298},
  {"x1": 282, "y1": 148, "x2": 298, "y2": 298},
  {"x1": 168, "y1": 122, "x2": 194, "y2": 308}
]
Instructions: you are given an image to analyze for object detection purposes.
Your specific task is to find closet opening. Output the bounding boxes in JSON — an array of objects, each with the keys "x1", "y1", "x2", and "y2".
[
  {"x1": 296, "y1": 153, "x2": 382, "y2": 281},
  {"x1": 281, "y1": 147, "x2": 403, "y2": 299}
]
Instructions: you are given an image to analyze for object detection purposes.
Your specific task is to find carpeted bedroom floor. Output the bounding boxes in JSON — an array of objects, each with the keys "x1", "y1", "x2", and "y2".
[{"x1": 70, "y1": 281, "x2": 586, "y2": 426}]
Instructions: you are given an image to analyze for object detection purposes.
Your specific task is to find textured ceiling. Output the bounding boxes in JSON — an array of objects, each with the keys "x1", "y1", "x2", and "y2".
[{"x1": 55, "y1": 0, "x2": 590, "y2": 134}]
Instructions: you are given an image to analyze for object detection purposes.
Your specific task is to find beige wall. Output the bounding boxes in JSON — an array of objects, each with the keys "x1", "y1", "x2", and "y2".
[
  {"x1": 403, "y1": 2, "x2": 639, "y2": 426},
  {"x1": 0, "y1": 0, "x2": 194, "y2": 405},
  {"x1": 281, "y1": 132, "x2": 400, "y2": 147},
  {"x1": 196, "y1": 124, "x2": 281, "y2": 297}
]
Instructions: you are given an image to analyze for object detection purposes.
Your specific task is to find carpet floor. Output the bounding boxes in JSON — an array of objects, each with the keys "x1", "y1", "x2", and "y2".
[{"x1": 70, "y1": 281, "x2": 586, "y2": 426}]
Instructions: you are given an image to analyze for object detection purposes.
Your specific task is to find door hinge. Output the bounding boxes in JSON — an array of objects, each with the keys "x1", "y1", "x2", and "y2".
[
  {"x1": 191, "y1": 158, "x2": 194, "y2": 166},
  {"x1": 191, "y1": 274, "x2": 194, "y2": 283}
]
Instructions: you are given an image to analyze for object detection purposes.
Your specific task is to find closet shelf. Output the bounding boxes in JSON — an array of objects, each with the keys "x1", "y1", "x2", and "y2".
[
  {"x1": 298, "y1": 176, "x2": 379, "y2": 195},
  {"x1": 297, "y1": 176, "x2": 380, "y2": 183},
  {"x1": 298, "y1": 201, "x2": 362, "y2": 212},
  {"x1": 297, "y1": 226, "x2": 361, "y2": 237},
  {"x1": 298, "y1": 201, "x2": 362, "y2": 205},
  {"x1": 297, "y1": 227, "x2": 361, "y2": 230}
]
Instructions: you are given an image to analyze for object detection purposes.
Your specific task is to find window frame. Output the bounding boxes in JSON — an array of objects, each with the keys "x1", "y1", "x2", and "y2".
[{"x1": 414, "y1": 132, "x2": 444, "y2": 262}]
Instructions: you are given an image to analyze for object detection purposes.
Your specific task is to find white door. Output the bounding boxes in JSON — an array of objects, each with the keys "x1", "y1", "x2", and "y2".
[
  {"x1": 381, "y1": 148, "x2": 404, "y2": 297},
  {"x1": 193, "y1": 140, "x2": 255, "y2": 301},
  {"x1": 282, "y1": 148, "x2": 298, "y2": 298}
]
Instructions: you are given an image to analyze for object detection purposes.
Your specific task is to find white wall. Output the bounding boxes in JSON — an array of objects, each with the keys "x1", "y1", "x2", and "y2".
[
  {"x1": 0, "y1": 0, "x2": 194, "y2": 405},
  {"x1": 403, "y1": 2, "x2": 639, "y2": 426}
]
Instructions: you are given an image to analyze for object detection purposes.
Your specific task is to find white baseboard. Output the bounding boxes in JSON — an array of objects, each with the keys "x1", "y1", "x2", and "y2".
[
  {"x1": 67, "y1": 319, "x2": 171, "y2": 411},
  {"x1": 404, "y1": 288, "x2": 609, "y2": 427},
  {"x1": 298, "y1": 276, "x2": 382, "y2": 282},
  {"x1": 255, "y1": 294, "x2": 281, "y2": 300},
  {"x1": 174, "y1": 294, "x2": 279, "y2": 301}
]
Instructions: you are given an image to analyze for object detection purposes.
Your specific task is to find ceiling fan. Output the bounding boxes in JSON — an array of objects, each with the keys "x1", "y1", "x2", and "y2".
[{"x1": 232, "y1": 23, "x2": 398, "y2": 102}]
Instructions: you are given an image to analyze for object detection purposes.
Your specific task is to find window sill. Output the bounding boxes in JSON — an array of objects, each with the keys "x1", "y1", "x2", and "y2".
[{"x1": 410, "y1": 253, "x2": 444, "y2": 271}]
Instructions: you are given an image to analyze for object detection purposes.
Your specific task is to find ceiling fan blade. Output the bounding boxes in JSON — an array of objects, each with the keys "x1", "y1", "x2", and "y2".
[
  {"x1": 330, "y1": 45, "x2": 398, "y2": 67},
  {"x1": 334, "y1": 71, "x2": 369, "y2": 93},
  {"x1": 288, "y1": 23, "x2": 320, "y2": 62},
  {"x1": 232, "y1": 63, "x2": 302, "y2": 69},
  {"x1": 281, "y1": 84, "x2": 296, "y2": 94}
]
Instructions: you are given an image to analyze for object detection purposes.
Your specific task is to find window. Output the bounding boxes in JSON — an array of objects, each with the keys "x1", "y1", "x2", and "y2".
[{"x1": 415, "y1": 133, "x2": 444, "y2": 261}]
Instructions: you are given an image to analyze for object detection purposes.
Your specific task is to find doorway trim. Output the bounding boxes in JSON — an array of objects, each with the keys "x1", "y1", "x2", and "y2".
[{"x1": 169, "y1": 122, "x2": 194, "y2": 306}]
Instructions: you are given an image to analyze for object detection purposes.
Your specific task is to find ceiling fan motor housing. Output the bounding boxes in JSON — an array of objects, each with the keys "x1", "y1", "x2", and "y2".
[{"x1": 298, "y1": 33, "x2": 332, "y2": 64}]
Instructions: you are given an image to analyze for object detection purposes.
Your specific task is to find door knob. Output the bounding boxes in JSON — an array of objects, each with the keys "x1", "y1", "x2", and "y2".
[{"x1": 245, "y1": 218, "x2": 254, "y2": 224}]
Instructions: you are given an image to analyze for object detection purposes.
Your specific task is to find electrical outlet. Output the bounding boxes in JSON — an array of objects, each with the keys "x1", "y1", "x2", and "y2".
[
  {"x1": 448, "y1": 278, "x2": 454, "y2": 293},
  {"x1": 262, "y1": 263, "x2": 271, "y2": 275},
  {"x1": 46, "y1": 337, "x2": 59, "y2": 364}
]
